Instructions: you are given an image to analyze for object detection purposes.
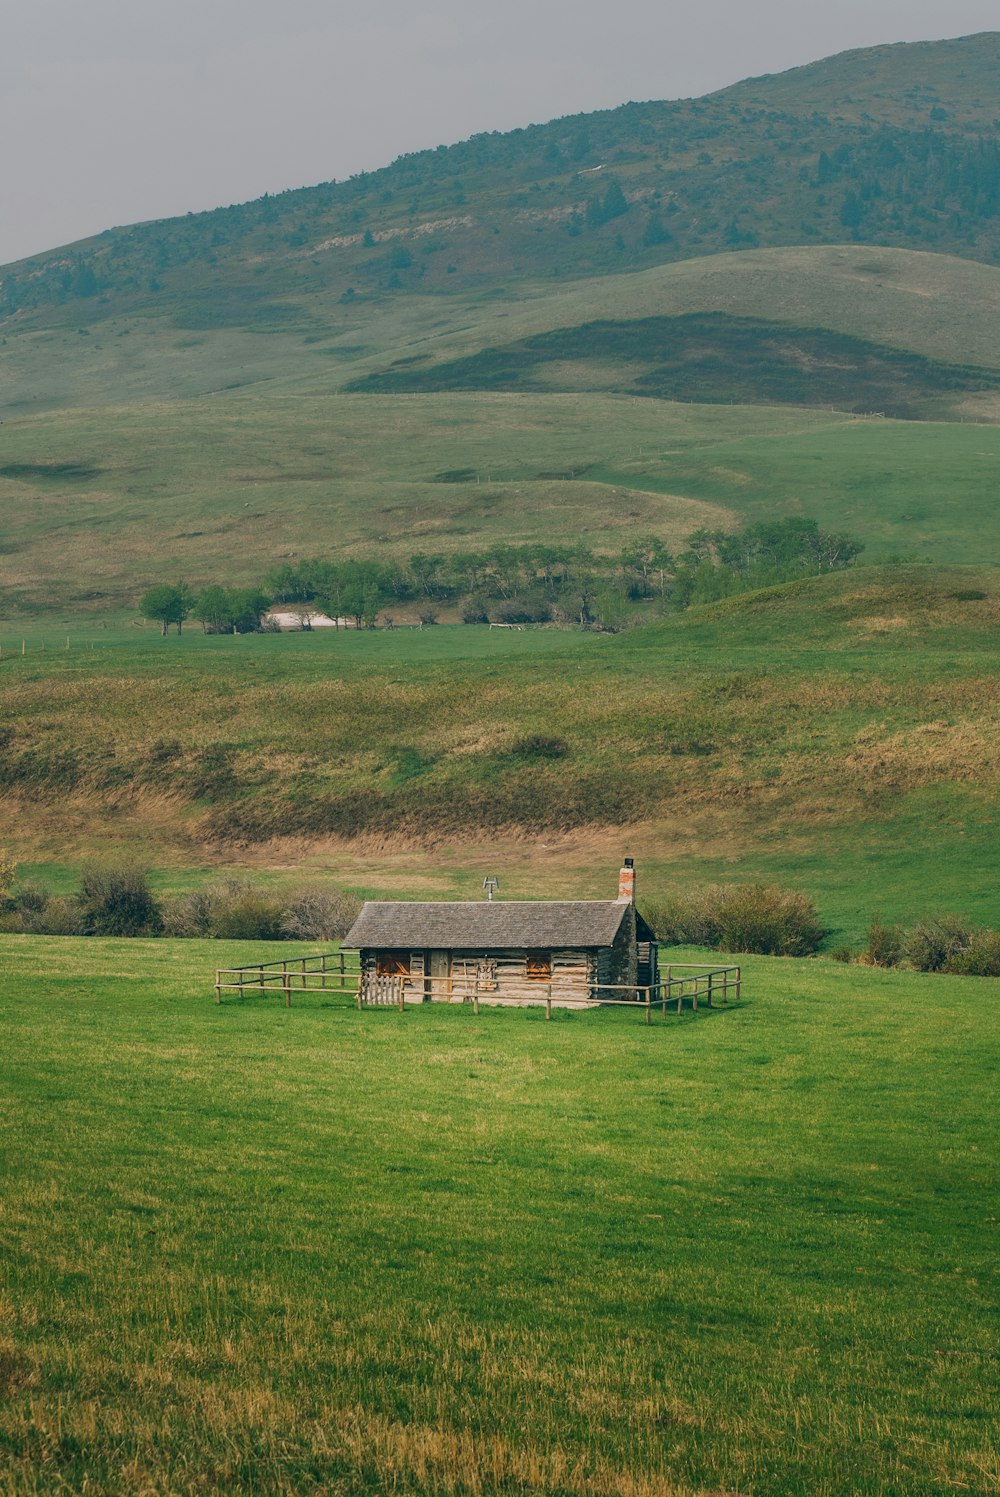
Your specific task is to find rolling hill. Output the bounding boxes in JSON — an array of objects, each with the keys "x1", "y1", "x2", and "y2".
[
  {"x1": 1, "y1": 566, "x2": 997, "y2": 938},
  {"x1": 1, "y1": 36, "x2": 1000, "y2": 607}
]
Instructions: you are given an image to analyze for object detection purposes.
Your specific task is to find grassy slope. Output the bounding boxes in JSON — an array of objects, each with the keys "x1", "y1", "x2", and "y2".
[
  {"x1": 7, "y1": 246, "x2": 1000, "y2": 418},
  {"x1": 1, "y1": 936, "x2": 997, "y2": 1495},
  {"x1": 4, "y1": 244, "x2": 1000, "y2": 612},
  {"x1": 2, "y1": 568, "x2": 997, "y2": 943},
  {"x1": 3, "y1": 387, "x2": 1000, "y2": 612}
]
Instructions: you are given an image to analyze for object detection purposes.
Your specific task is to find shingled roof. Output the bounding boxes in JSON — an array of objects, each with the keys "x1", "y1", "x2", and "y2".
[{"x1": 342, "y1": 900, "x2": 637, "y2": 951}]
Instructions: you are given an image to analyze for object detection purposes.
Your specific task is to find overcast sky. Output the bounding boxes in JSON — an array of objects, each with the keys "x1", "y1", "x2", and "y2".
[{"x1": 3, "y1": 0, "x2": 999, "y2": 265}]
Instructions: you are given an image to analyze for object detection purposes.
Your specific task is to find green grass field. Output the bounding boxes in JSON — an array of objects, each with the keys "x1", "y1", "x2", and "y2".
[{"x1": 1, "y1": 936, "x2": 997, "y2": 1495}]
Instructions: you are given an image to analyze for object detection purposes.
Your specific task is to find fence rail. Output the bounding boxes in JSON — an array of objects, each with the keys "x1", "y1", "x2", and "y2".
[
  {"x1": 215, "y1": 951, "x2": 356, "y2": 1006},
  {"x1": 214, "y1": 954, "x2": 740, "y2": 1021}
]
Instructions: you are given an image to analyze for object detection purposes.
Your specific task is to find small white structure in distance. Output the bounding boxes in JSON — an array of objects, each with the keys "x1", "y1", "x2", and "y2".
[{"x1": 267, "y1": 610, "x2": 353, "y2": 630}]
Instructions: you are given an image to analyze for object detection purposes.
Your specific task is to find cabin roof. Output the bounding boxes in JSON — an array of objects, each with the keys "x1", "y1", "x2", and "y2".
[{"x1": 342, "y1": 900, "x2": 653, "y2": 951}]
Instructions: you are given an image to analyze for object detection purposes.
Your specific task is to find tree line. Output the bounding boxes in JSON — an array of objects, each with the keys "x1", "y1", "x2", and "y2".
[{"x1": 140, "y1": 518, "x2": 863, "y2": 634}]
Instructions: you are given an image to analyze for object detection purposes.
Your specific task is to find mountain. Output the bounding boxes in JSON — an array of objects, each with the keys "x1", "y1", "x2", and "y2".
[
  {"x1": 3, "y1": 34, "x2": 1000, "y2": 613},
  {"x1": 3, "y1": 32, "x2": 1000, "y2": 338}
]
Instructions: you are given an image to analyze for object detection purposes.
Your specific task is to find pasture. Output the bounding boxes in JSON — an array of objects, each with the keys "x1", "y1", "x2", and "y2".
[
  {"x1": 6, "y1": 246, "x2": 1000, "y2": 613},
  {"x1": 3, "y1": 392, "x2": 1000, "y2": 614},
  {"x1": 0, "y1": 936, "x2": 997, "y2": 1494},
  {"x1": 1, "y1": 567, "x2": 998, "y2": 944}
]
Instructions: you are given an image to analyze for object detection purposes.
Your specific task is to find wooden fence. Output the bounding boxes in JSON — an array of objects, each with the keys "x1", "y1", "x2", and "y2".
[
  {"x1": 214, "y1": 955, "x2": 740, "y2": 1022},
  {"x1": 214, "y1": 951, "x2": 358, "y2": 1007}
]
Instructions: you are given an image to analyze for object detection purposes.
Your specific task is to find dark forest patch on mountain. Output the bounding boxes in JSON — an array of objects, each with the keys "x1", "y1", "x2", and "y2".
[{"x1": 347, "y1": 313, "x2": 1000, "y2": 416}]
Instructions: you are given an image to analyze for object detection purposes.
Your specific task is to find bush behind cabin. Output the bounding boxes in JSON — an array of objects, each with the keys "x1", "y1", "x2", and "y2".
[
  {"x1": 5, "y1": 864, "x2": 1000, "y2": 973},
  {"x1": 859, "y1": 913, "x2": 1000, "y2": 977},
  {"x1": 0, "y1": 865, "x2": 361, "y2": 942}
]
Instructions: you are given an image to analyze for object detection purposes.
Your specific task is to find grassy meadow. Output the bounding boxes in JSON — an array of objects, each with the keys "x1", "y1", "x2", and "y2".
[
  {"x1": 3, "y1": 390, "x2": 1000, "y2": 612},
  {"x1": 3, "y1": 60, "x2": 1000, "y2": 1494},
  {"x1": 9, "y1": 248, "x2": 1000, "y2": 419},
  {"x1": 1, "y1": 935, "x2": 997, "y2": 1495},
  {"x1": 1, "y1": 567, "x2": 997, "y2": 944},
  {"x1": 5, "y1": 245, "x2": 1000, "y2": 612}
]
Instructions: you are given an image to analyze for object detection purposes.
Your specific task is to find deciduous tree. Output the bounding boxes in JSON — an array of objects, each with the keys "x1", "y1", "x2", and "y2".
[{"x1": 140, "y1": 582, "x2": 194, "y2": 635}]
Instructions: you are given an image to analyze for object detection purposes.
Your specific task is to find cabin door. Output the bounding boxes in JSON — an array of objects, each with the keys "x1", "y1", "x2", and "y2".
[{"x1": 428, "y1": 950, "x2": 450, "y2": 1001}]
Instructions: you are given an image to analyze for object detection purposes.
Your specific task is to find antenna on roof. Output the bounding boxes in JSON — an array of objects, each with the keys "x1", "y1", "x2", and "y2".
[{"x1": 482, "y1": 875, "x2": 500, "y2": 902}]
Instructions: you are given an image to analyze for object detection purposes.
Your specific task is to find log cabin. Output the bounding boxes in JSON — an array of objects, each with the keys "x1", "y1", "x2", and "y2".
[{"x1": 341, "y1": 859, "x2": 658, "y2": 1006}]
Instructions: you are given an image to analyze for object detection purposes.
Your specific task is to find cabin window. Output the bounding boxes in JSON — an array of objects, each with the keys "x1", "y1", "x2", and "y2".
[
  {"x1": 375, "y1": 952, "x2": 411, "y2": 977},
  {"x1": 525, "y1": 951, "x2": 552, "y2": 981}
]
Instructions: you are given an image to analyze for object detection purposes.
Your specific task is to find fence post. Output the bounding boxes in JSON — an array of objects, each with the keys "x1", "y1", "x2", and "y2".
[
  {"x1": 398, "y1": 975, "x2": 405, "y2": 1012},
  {"x1": 473, "y1": 978, "x2": 480, "y2": 1017},
  {"x1": 357, "y1": 973, "x2": 363, "y2": 1010},
  {"x1": 735, "y1": 967, "x2": 742, "y2": 1004},
  {"x1": 284, "y1": 969, "x2": 292, "y2": 1008},
  {"x1": 707, "y1": 971, "x2": 714, "y2": 1008},
  {"x1": 321, "y1": 953, "x2": 327, "y2": 990},
  {"x1": 546, "y1": 983, "x2": 552, "y2": 1021},
  {"x1": 215, "y1": 971, "x2": 221, "y2": 1005}
]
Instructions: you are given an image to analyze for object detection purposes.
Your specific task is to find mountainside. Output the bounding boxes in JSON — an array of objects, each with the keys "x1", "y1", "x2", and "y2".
[
  {"x1": 4, "y1": 36, "x2": 1000, "y2": 614},
  {"x1": 3, "y1": 32, "x2": 1000, "y2": 338}
]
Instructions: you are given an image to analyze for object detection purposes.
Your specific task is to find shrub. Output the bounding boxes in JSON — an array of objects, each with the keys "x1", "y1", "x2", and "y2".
[
  {"x1": 0, "y1": 881, "x2": 86, "y2": 935},
  {"x1": 645, "y1": 883, "x2": 825, "y2": 956},
  {"x1": 903, "y1": 916, "x2": 975, "y2": 973},
  {"x1": 864, "y1": 915, "x2": 902, "y2": 968},
  {"x1": 462, "y1": 598, "x2": 490, "y2": 624},
  {"x1": 162, "y1": 879, "x2": 361, "y2": 942},
  {"x1": 33, "y1": 896, "x2": 86, "y2": 936},
  {"x1": 280, "y1": 886, "x2": 362, "y2": 941},
  {"x1": 78, "y1": 863, "x2": 163, "y2": 937},
  {"x1": 206, "y1": 882, "x2": 286, "y2": 941},
  {"x1": 8, "y1": 882, "x2": 49, "y2": 915},
  {"x1": 161, "y1": 887, "x2": 218, "y2": 937},
  {"x1": 162, "y1": 878, "x2": 287, "y2": 941},
  {"x1": 943, "y1": 929, "x2": 1000, "y2": 977},
  {"x1": 491, "y1": 600, "x2": 552, "y2": 625},
  {"x1": 830, "y1": 944, "x2": 854, "y2": 964}
]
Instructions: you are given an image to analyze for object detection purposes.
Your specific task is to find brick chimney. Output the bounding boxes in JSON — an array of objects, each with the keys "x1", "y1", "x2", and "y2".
[{"x1": 617, "y1": 857, "x2": 635, "y2": 904}]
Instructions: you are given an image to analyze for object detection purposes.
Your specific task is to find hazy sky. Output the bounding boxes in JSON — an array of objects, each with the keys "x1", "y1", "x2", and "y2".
[{"x1": 3, "y1": 0, "x2": 999, "y2": 265}]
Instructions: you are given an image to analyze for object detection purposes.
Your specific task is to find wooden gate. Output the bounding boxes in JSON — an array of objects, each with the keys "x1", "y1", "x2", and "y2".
[{"x1": 359, "y1": 972, "x2": 405, "y2": 1009}]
